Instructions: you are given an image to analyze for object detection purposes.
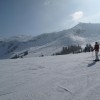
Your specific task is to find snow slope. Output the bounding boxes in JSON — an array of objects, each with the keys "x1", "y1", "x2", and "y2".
[
  {"x1": 0, "y1": 22, "x2": 100, "y2": 59},
  {"x1": 0, "y1": 52, "x2": 100, "y2": 100}
]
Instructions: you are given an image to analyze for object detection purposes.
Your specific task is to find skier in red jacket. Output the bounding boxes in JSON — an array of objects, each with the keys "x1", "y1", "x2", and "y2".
[{"x1": 94, "y1": 42, "x2": 99, "y2": 61}]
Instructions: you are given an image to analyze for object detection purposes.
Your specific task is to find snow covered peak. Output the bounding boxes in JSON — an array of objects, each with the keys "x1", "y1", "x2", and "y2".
[
  {"x1": 73, "y1": 22, "x2": 100, "y2": 30},
  {"x1": 0, "y1": 22, "x2": 100, "y2": 59},
  {"x1": 72, "y1": 23, "x2": 100, "y2": 42}
]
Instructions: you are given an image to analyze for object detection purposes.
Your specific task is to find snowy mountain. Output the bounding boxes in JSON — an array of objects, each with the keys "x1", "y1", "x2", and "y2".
[
  {"x1": 0, "y1": 52, "x2": 100, "y2": 100},
  {"x1": 0, "y1": 22, "x2": 100, "y2": 59}
]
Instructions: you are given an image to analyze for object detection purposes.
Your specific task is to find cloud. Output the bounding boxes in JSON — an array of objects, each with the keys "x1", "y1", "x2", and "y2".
[
  {"x1": 76, "y1": 12, "x2": 100, "y2": 23},
  {"x1": 71, "y1": 35, "x2": 86, "y2": 42},
  {"x1": 71, "y1": 11, "x2": 84, "y2": 21}
]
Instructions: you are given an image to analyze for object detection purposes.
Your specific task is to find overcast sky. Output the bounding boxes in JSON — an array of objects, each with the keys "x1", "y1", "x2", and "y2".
[{"x1": 0, "y1": 0, "x2": 100, "y2": 37}]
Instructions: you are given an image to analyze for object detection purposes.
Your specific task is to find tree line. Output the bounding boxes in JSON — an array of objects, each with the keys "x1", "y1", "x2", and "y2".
[
  {"x1": 53, "y1": 44, "x2": 94, "y2": 56},
  {"x1": 53, "y1": 45, "x2": 82, "y2": 55}
]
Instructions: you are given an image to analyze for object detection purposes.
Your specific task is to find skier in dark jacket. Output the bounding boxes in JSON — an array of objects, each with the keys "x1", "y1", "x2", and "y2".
[{"x1": 94, "y1": 42, "x2": 99, "y2": 61}]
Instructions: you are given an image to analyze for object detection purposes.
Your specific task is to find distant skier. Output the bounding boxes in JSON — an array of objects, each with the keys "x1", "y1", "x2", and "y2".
[{"x1": 94, "y1": 42, "x2": 99, "y2": 61}]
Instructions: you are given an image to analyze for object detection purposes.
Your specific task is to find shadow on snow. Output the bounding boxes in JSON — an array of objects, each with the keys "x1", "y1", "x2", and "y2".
[{"x1": 87, "y1": 61, "x2": 96, "y2": 67}]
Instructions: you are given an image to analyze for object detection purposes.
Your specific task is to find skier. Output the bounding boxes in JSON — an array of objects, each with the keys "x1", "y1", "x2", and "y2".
[{"x1": 94, "y1": 42, "x2": 99, "y2": 61}]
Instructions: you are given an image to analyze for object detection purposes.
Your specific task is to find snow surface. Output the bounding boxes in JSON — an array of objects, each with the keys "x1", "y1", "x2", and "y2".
[{"x1": 0, "y1": 52, "x2": 100, "y2": 100}]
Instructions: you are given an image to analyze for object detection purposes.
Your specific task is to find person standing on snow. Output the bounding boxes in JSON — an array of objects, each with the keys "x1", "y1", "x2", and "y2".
[{"x1": 94, "y1": 42, "x2": 99, "y2": 61}]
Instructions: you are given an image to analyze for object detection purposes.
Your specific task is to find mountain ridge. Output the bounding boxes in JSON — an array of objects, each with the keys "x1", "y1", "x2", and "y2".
[{"x1": 0, "y1": 22, "x2": 100, "y2": 59}]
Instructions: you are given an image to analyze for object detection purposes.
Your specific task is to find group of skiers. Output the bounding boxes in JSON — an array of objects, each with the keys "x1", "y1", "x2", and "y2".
[{"x1": 92, "y1": 42, "x2": 99, "y2": 61}]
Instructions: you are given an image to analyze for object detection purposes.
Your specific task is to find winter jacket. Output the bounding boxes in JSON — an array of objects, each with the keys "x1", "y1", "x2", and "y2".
[{"x1": 94, "y1": 44, "x2": 99, "y2": 51}]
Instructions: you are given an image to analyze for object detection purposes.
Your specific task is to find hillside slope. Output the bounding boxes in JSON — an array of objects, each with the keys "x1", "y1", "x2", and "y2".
[{"x1": 0, "y1": 22, "x2": 100, "y2": 59}]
